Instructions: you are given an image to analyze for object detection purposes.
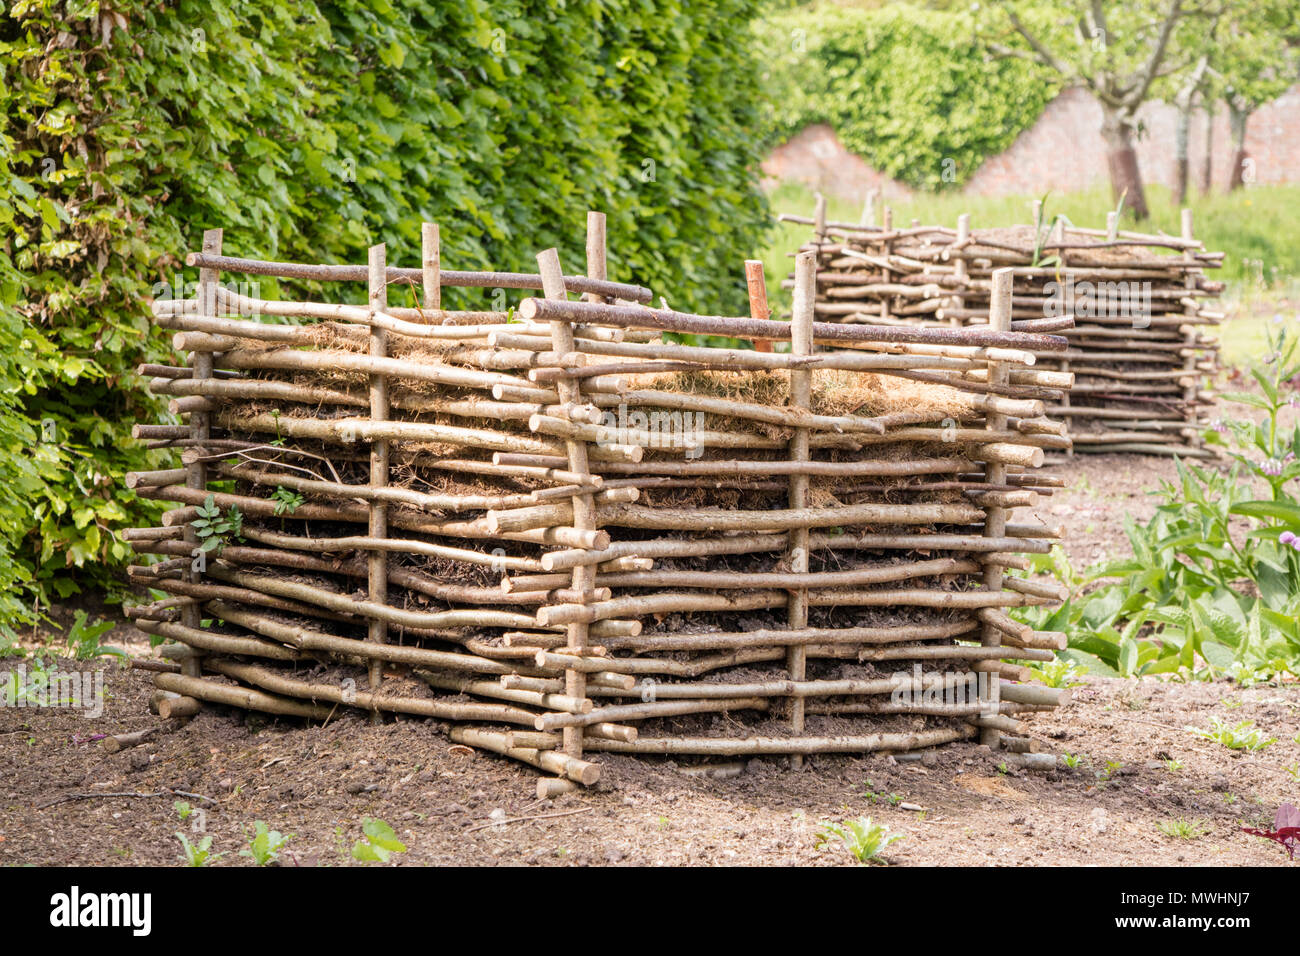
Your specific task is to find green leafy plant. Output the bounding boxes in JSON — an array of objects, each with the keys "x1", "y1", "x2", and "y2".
[
  {"x1": 1012, "y1": 325, "x2": 1300, "y2": 682},
  {"x1": 1028, "y1": 657, "x2": 1087, "y2": 689},
  {"x1": 1029, "y1": 194, "x2": 1063, "y2": 269},
  {"x1": 815, "y1": 817, "x2": 904, "y2": 865},
  {"x1": 174, "y1": 800, "x2": 194, "y2": 822},
  {"x1": 191, "y1": 495, "x2": 243, "y2": 554},
  {"x1": 63, "y1": 610, "x2": 125, "y2": 660},
  {"x1": 175, "y1": 832, "x2": 221, "y2": 867},
  {"x1": 351, "y1": 817, "x2": 407, "y2": 863},
  {"x1": 1188, "y1": 717, "x2": 1276, "y2": 752},
  {"x1": 240, "y1": 821, "x2": 293, "y2": 866},
  {"x1": 1158, "y1": 818, "x2": 1208, "y2": 840},
  {"x1": 1060, "y1": 752, "x2": 1084, "y2": 770},
  {"x1": 270, "y1": 486, "x2": 304, "y2": 517}
]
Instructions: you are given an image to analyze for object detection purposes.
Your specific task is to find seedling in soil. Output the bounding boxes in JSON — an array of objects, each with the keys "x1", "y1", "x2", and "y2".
[
  {"x1": 997, "y1": 763, "x2": 1009, "y2": 775},
  {"x1": 350, "y1": 817, "x2": 407, "y2": 863},
  {"x1": 1096, "y1": 761, "x2": 1124, "y2": 783},
  {"x1": 64, "y1": 610, "x2": 126, "y2": 661},
  {"x1": 176, "y1": 832, "x2": 222, "y2": 867},
  {"x1": 1241, "y1": 803, "x2": 1300, "y2": 860},
  {"x1": 863, "y1": 780, "x2": 900, "y2": 804},
  {"x1": 1061, "y1": 752, "x2": 1084, "y2": 770},
  {"x1": 1158, "y1": 818, "x2": 1208, "y2": 840},
  {"x1": 1284, "y1": 763, "x2": 1300, "y2": 783},
  {"x1": 816, "y1": 817, "x2": 904, "y2": 865},
  {"x1": 1163, "y1": 759, "x2": 1184, "y2": 773},
  {"x1": 270, "y1": 486, "x2": 304, "y2": 517},
  {"x1": 1188, "y1": 717, "x2": 1276, "y2": 751},
  {"x1": 1029, "y1": 658, "x2": 1086, "y2": 689},
  {"x1": 240, "y1": 821, "x2": 293, "y2": 866},
  {"x1": 1225, "y1": 793, "x2": 1240, "y2": 806}
]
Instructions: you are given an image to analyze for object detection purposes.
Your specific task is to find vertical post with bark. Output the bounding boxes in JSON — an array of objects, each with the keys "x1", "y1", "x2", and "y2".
[
  {"x1": 786, "y1": 250, "x2": 816, "y2": 765},
  {"x1": 180, "y1": 229, "x2": 222, "y2": 690},
  {"x1": 367, "y1": 243, "x2": 390, "y2": 717},
  {"x1": 860, "y1": 187, "x2": 878, "y2": 228},
  {"x1": 422, "y1": 222, "x2": 441, "y2": 314},
  {"x1": 880, "y1": 206, "x2": 894, "y2": 321},
  {"x1": 979, "y1": 267, "x2": 1015, "y2": 748},
  {"x1": 745, "y1": 260, "x2": 774, "y2": 353},
  {"x1": 539, "y1": 242, "x2": 597, "y2": 762},
  {"x1": 949, "y1": 213, "x2": 970, "y2": 330},
  {"x1": 1179, "y1": 209, "x2": 1203, "y2": 450}
]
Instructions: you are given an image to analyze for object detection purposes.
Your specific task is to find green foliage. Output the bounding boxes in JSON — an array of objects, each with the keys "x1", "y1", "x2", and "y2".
[
  {"x1": 351, "y1": 817, "x2": 407, "y2": 863},
  {"x1": 270, "y1": 487, "x2": 304, "y2": 517},
  {"x1": 63, "y1": 609, "x2": 125, "y2": 660},
  {"x1": 1188, "y1": 717, "x2": 1277, "y2": 752},
  {"x1": 240, "y1": 821, "x2": 293, "y2": 866},
  {"x1": 175, "y1": 832, "x2": 221, "y2": 867},
  {"x1": 0, "y1": 0, "x2": 770, "y2": 622},
  {"x1": 1158, "y1": 817, "x2": 1208, "y2": 839},
  {"x1": 191, "y1": 496, "x2": 242, "y2": 554},
  {"x1": 1012, "y1": 324, "x2": 1300, "y2": 683},
  {"x1": 815, "y1": 816, "x2": 903, "y2": 865},
  {"x1": 1026, "y1": 657, "x2": 1086, "y2": 689},
  {"x1": 757, "y1": 4, "x2": 1060, "y2": 189}
]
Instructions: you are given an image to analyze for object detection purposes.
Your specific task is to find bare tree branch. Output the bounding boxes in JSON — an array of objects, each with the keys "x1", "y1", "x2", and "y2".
[
  {"x1": 1006, "y1": 7, "x2": 1078, "y2": 80},
  {"x1": 1126, "y1": 0, "x2": 1185, "y2": 108}
]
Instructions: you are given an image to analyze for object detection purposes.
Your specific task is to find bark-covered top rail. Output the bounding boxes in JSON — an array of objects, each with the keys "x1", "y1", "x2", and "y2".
[
  {"x1": 518, "y1": 298, "x2": 1071, "y2": 351},
  {"x1": 185, "y1": 252, "x2": 653, "y2": 304}
]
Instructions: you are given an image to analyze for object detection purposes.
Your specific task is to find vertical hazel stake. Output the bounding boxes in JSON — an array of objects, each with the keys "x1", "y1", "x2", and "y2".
[
  {"x1": 1179, "y1": 209, "x2": 1201, "y2": 449},
  {"x1": 1030, "y1": 198, "x2": 1043, "y2": 226},
  {"x1": 979, "y1": 267, "x2": 1014, "y2": 749},
  {"x1": 949, "y1": 213, "x2": 970, "y2": 329},
  {"x1": 1106, "y1": 210, "x2": 1119, "y2": 242},
  {"x1": 744, "y1": 260, "x2": 774, "y2": 353},
  {"x1": 786, "y1": 250, "x2": 816, "y2": 767},
  {"x1": 421, "y1": 222, "x2": 441, "y2": 315},
  {"x1": 180, "y1": 228, "x2": 222, "y2": 686},
  {"x1": 813, "y1": 192, "x2": 827, "y2": 242},
  {"x1": 860, "y1": 187, "x2": 878, "y2": 227},
  {"x1": 539, "y1": 243, "x2": 596, "y2": 763},
  {"x1": 880, "y1": 207, "x2": 894, "y2": 321},
  {"x1": 367, "y1": 243, "x2": 390, "y2": 720}
]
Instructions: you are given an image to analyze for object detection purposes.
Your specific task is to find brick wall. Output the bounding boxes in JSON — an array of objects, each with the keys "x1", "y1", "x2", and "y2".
[{"x1": 763, "y1": 84, "x2": 1300, "y2": 202}]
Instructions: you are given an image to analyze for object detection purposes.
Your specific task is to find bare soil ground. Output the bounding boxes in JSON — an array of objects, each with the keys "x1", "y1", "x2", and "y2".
[{"x1": 2, "y1": 456, "x2": 1297, "y2": 867}]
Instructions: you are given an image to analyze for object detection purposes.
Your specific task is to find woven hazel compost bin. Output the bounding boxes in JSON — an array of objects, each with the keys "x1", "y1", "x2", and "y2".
[
  {"x1": 122, "y1": 212, "x2": 1073, "y2": 794},
  {"x1": 781, "y1": 200, "x2": 1224, "y2": 458}
]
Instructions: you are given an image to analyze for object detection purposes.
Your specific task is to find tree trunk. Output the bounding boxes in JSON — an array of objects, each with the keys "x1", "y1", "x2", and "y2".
[
  {"x1": 1172, "y1": 97, "x2": 1192, "y2": 207},
  {"x1": 1199, "y1": 101, "x2": 1215, "y2": 195},
  {"x1": 1100, "y1": 107, "x2": 1149, "y2": 220},
  {"x1": 1172, "y1": 60, "x2": 1206, "y2": 209},
  {"x1": 1227, "y1": 97, "x2": 1250, "y2": 191}
]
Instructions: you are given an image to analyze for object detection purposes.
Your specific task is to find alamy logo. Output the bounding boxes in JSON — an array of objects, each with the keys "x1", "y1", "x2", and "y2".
[
  {"x1": 889, "y1": 664, "x2": 997, "y2": 717},
  {"x1": 1043, "y1": 276, "x2": 1152, "y2": 329},
  {"x1": 49, "y1": 886, "x2": 152, "y2": 936},
  {"x1": 1, "y1": 665, "x2": 103, "y2": 718},
  {"x1": 598, "y1": 404, "x2": 705, "y2": 459}
]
